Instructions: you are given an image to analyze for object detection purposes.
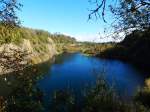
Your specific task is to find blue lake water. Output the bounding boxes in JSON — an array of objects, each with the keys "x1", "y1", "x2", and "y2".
[{"x1": 37, "y1": 53, "x2": 147, "y2": 103}]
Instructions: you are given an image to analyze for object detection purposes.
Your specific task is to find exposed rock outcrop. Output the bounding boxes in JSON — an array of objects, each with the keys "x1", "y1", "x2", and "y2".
[{"x1": 0, "y1": 37, "x2": 57, "y2": 74}]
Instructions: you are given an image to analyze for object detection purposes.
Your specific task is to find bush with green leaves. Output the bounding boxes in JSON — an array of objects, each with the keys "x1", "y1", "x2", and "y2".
[{"x1": 51, "y1": 77, "x2": 150, "y2": 112}]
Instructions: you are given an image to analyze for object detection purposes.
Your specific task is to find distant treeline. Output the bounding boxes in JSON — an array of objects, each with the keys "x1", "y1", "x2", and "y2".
[
  {"x1": 0, "y1": 24, "x2": 76, "y2": 46},
  {"x1": 50, "y1": 33, "x2": 76, "y2": 44}
]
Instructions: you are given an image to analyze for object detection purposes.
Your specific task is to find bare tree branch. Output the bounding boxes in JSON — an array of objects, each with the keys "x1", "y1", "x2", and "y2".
[{"x1": 88, "y1": 0, "x2": 107, "y2": 22}]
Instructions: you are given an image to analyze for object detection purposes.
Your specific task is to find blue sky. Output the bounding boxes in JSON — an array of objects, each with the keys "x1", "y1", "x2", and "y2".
[{"x1": 18, "y1": 0, "x2": 116, "y2": 42}]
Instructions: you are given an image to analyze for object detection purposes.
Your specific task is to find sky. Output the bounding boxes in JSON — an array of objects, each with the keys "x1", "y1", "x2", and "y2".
[{"x1": 17, "y1": 0, "x2": 118, "y2": 42}]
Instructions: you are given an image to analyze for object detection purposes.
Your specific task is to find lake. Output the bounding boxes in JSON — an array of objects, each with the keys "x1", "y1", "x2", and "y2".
[
  {"x1": 37, "y1": 53, "x2": 147, "y2": 103},
  {"x1": 0, "y1": 52, "x2": 148, "y2": 111}
]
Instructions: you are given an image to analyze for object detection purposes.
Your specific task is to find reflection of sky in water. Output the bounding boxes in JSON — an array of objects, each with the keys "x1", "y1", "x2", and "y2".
[{"x1": 37, "y1": 53, "x2": 147, "y2": 105}]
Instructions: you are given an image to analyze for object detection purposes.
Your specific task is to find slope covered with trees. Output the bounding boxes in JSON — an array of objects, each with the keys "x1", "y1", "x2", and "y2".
[
  {"x1": 88, "y1": 0, "x2": 150, "y2": 69},
  {"x1": 50, "y1": 33, "x2": 77, "y2": 53},
  {"x1": 0, "y1": 24, "x2": 78, "y2": 74},
  {"x1": 98, "y1": 29, "x2": 150, "y2": 70}
]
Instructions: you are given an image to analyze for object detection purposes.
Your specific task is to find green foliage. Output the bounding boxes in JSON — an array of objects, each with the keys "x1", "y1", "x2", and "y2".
[
  {"x1": 99, "y1": 29, "x2": 150, "y2": 69},
  {"x1": 51, "y1": 33, "x2": 76, "y2": 44},
  {"x1": 134, "y1": 88, "x2": 150, "y2": 107},
  {"x1": 0, "y1": 24, "x2": 77, "y2": 54},
  {"x1": 0, "y1": 25, "x2": 51, "y2": 54},
  {"x1": 134, "y1": 78, "x2": 150, "y2": 107},
  {"x1": 79, "y1": 42, "x2": 115, "y2": 56},
  {"x1": 51, "y1": 77, "x2": 150, "y2": 112},
  {"x1": 50, "y1": 33, "x2": 77, "y2": 53},
  {"x1": 51, "y1": 90, "x2": 76, "y2": 112},
  {"x1": 0, "y1": 25, "x2": 23, "y2": 45},
  {"x1": 83, "y1": 78, "x2": 122, "y2": 112},
  {"x1": 0, "y1": 61, "x2": 51, "y2": 112}
]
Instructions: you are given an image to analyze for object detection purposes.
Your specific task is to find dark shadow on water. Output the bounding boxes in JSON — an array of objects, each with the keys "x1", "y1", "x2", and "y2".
[{"x1": 0, "y1": 60, "x2": 53, "y2": 112}]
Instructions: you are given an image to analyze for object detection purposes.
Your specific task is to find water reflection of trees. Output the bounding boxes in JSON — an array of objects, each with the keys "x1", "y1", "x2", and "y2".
[{"x1": 0, "y1": 61, "x2": 51, "y2": 112}]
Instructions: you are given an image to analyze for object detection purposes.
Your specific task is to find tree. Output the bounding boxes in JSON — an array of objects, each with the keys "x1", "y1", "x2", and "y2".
[
  {"x1": 88, "y1": 0, "x2": 150, "y2": 33},
  {"x1": 0, "y1": 0, "x2": 22, "y2": 26}
]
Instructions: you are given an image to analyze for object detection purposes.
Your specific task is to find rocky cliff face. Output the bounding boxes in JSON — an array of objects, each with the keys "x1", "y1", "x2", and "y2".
[
  {"x1": 26, "y1": 37, "x2": 57, "y2": 64},
  {"x1": 0, "y1": 37, "x2": 57, "y2": 74}
]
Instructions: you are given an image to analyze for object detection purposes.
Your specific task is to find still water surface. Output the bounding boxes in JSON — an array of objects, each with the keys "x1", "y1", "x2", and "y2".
[{"x1": 37, "y1": 53, "x2": 147, "y2": 102}]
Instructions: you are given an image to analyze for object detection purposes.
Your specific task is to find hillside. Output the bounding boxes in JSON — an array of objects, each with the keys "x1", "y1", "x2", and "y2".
[
  {"x1": 0, "y1": 25, "x2": 76, "y2": 74},
  {"x1": 98, "y1": 29, "x2": 150, "y2": 70},
  {"x1": 50, "y1": 33, "x2": 78, "y2": 53},
  {"x1": 0, "y1": 25, "x2": 58, "y2": 63}
]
